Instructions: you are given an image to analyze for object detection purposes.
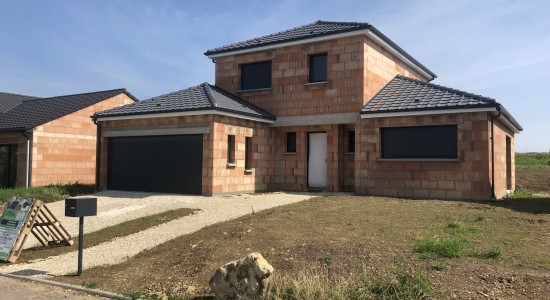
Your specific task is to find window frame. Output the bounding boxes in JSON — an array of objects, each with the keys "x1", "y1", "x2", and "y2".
[
  {"x1": 240, "y1": 60, "x2": 272, "y2": 91},
  {"x1": 286, "y1": 132, "x2": 297, "y2": 153},
  {"x1": 245, "y1": 136, "x2": 253, "y2": 171},
  {"x1": 227, "y1": 135, "x2": 236, "y2": 165},
  {"x1": 380, "y1": 125, "x2": 458, "y2": 160},
  {"x1": 347, "y1": 130, "x2": 355, "y2": 153},
  {"x1": 309, "y1": 53, "x2": 328, "y2": 83}
]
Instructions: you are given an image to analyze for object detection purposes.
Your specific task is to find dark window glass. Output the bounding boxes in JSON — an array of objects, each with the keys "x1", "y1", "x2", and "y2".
[
  {"x1": 245, "y1": 137, "x2": 252, "y2": 170},
  {"x1": 381, "y1": 125, "x2": 457, "y2": 159},
  {"x1": 348, "y1": 131, "x2": 355, "y2": 153},
  {"x1": 241, "y1": 61, "x2": 272, "y2": 90},
  {"x1": 309, "y1": 53, "x2": 328, "y2": 83},
  {"x1": 286, "y1": 132, "x2": 296, "y2": 153},
  {"x1": 228, "y1": 135, "x2": 235, "y2": 163}
]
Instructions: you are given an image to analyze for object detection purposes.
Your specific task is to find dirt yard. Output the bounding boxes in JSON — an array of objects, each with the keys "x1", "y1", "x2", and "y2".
[
  {"x1": 516, "y1": 166, "x2": 550, "y2": 194},
  {"x1": 55, "y1": 194, "x2": 550, "y2": 299}
]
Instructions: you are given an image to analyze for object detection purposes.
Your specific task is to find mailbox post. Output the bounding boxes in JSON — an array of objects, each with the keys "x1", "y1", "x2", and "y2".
[{"x1": 65, "y1": 197, "x2": 97, "y2": 276}]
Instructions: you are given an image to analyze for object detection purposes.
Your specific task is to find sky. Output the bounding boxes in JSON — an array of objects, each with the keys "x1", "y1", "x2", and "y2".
[{"x1": 0, "y1": 0, "x2": 548, "y2": 152}]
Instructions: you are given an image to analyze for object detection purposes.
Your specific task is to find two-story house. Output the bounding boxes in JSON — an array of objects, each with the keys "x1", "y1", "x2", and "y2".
[{"x1": 93, "y1": 21, "x2": 522, "y2": 200}]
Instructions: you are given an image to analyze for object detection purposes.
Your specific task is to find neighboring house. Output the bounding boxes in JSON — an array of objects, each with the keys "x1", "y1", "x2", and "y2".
[
  {"x1": 93, "y1": 20, "x2": 522, "y2": 200},
  {"x1": 0, "y1": 90, "x2": 136, "y2": 188}
]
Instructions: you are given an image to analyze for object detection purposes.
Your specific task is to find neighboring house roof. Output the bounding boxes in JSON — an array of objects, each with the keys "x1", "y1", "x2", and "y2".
[
  {"x1": 361, "y1": 75, "x2": 523, "y2": 132},
  {"x1": 0, "y1": 89, "x2": 137, "y2": 132},
  {"x1": 0, "y1": 92, "x2": 38, "y2": 113},
  {"x1": 94, "y1": 83, "x2": 276, "y2": 122},
  {"x1": 205, "y1": 20, "x2": 436, "y2": 80}
]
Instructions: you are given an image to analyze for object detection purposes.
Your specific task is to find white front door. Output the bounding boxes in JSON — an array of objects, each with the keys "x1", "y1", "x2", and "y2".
[{"x1": 308, "y1": 132, "x2": 327, "y2": 188}]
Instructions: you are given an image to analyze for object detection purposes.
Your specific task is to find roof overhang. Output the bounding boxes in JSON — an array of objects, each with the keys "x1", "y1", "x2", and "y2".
[
  {"x1": 361, "y1": 106, "x2": 522, "y2": 133},
  {"x1": 95, "y1": 109, "x2": 275, "y2": 124},
  {"x1": 206, "y1": 29, "x2": 436, "y2": 81}
]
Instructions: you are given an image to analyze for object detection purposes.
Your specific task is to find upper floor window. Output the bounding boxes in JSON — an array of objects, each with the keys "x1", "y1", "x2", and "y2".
[
  {"x1": 381, "y1": 125, "x2": 458, "y2": 159},
  {"x1": 309, "y1": 53, "x2": 328, "y2": 83},
  {"x1": 241, "y1": 61, "x2": 272, "y2": 90}
]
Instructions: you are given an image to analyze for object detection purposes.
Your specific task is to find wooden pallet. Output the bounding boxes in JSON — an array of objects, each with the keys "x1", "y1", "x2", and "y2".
[{"x1": 6, "y1": 200, "x2": 73, "y2": 263}]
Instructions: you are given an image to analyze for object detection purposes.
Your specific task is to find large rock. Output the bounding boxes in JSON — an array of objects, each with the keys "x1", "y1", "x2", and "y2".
[{"x1": 209, "y1": 252, "x2": 273, "y2": 299}]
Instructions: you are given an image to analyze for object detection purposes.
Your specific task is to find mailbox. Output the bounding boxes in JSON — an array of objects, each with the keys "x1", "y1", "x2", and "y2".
[{"x1": 65, "y1": 198, "x2": 97, "y2": 217}]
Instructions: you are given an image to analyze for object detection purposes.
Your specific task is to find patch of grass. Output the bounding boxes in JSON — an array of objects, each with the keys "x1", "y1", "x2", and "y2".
[
  {"x1": 83, "y1": 281, "x2": 99, "y2": 289},
  {"x1": 264, "y1": 268, "x2": 432, "y2": 300},
  {"x1": 320, "y1": 251, "x2": 333, "y2": 266},
  {"x1": 445, "y1": 222, "x2": 483, "y2": 235},
  {"x1": 474, "y1": 248, "x2": 504, "y2": 260},
  {"x1": 415, "y1": 238, "x2": 466, "y2": 259},
  {"x1": 474, "y1": 215, "x2": 485, "y2": 222},
  {"x1": 516, "y1": 152, "x2": 550, "y2": 167},
  {"x1": 429, "y1": 261, "x2": 447, "y2": 271},
  {"x1": 17, "y1": 207, "x2": 198, "y2": 262},
  {"x1": 0, "y1": 182, "x2": 95, "y2": 205},
  {"x1": 511, "y1": 189, "x2": 534, "y2": 199}
]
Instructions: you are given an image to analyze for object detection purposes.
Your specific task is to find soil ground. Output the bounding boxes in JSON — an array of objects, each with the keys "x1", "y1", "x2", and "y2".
[
  {"x1": 516, "y1": 166, "x2": 550, "y2": 193},
  {"x1": 55, "y1": 193, "x2": 550, "y2": 299}
]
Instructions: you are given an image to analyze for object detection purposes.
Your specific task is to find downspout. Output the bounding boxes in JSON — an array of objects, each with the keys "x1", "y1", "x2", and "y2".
[
  {"x1": 490, "y1": 106, "x2": 502, "y2": 202},
  {"x1": 93, "y1": 118, "x2": 101, "y2": 192},
  {"x1": 21, "y1": 131, "x2": 31, "y2": 188}
]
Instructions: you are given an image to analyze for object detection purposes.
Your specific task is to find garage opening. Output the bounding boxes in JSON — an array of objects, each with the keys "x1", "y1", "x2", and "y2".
[{"x1": 107, "y1": 135, "x2": 203, "y2": 194}]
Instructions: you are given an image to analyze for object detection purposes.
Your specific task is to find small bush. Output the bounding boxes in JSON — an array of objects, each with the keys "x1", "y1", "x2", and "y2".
[{"x1": 415, "y1": 238, "x2": 465, "y2": 259}]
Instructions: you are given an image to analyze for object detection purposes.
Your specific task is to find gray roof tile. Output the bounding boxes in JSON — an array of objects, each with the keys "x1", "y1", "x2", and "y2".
[
  {"x1": 0, "y1": 92, "x2": 38, "y2": 113},
  {"x1": 361, "y1": 75, "x2": 497, "y2": 114},
  {"x1": 94, "y1": 83, "x2": 276, "y2": 121},
  {"x1": 0, "y1": 89, "x2": 136, "y2": 131},
  {"x1": 205, "y1": 20, "x2": 436, "y2": 79}
]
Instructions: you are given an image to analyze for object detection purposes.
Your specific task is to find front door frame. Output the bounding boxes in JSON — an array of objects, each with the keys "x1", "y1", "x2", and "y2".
[{"x1": 307, "y1": 131, "x2": 327, "y2": 188}]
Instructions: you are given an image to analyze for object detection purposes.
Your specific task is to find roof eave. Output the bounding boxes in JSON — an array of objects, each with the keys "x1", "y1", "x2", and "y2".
[
  {"x1": 360, "y1": 104, "x2": 498, "y2": 118},
  {"x1": 205, "y1": 28, "x2": 436, "y2": 81}
]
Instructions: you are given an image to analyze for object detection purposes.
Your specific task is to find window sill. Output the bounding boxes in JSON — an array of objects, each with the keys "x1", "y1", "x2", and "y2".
[
  {"x1": 377, "y1": 158, "x2": 459, "y2": 162},
  {"x1": 244, "y1": 168, "x2": 253, "y2": 173},
  {"x1": 346, "y1": 152, "x2": 355, "y2": 155},
  {"x1": 283, "y1": 152, "x2": 296, "y2": 155},
  {"x1": 237, "y1": 87, "x2": 272, "y2": 93},
  {"x1": 226, "y1": 162, "x2": 236, "y2": 167},
  {"x1": 305, "y1": 81, "x2": 328, "y2": 86}
]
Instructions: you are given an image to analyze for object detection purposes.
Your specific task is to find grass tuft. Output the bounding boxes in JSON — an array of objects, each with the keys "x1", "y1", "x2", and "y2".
[
  {"x1": 511, "y1": 190, "x2": 534, "y2": 199},
  {"x1": 83, "y1": 281, "x2": 99, "y2": 289},
  {"x1": 475, "y1": 248, "x2": 504, "y2": 260},
  {"x1": 474, "y1": 215, "x2": 485, "y2": 222},
  {"x1": 263, "y1": 267, "x2": 432, "y2": 300},
  {"x1": 445, "y1": 222, "x2": 483, "y2": 235},
  {"x1": 0, "y1": 182, "x2": 94, "y2": 205},
  {"x1": 415, "y1": 238, "x2": 465, "y2": 259},
  {"x1": 429, "y1": 261, "x2": 447, "y2": 271}
]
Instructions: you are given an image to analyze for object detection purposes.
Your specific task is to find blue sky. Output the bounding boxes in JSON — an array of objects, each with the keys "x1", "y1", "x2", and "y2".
[{"x1": 0, "y1": 0, "x2": 548, "y2": 152}]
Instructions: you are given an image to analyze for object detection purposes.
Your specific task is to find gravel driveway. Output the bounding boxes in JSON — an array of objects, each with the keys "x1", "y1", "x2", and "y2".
[{"x1": 0, "y1": 191, "x2": 314, "y2": 277}]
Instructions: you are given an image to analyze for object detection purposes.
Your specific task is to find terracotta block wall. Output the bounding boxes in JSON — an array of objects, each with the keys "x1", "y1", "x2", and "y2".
[
  {"x1": 270, "y1": 124, "x2": 353, "y2": 192},
  {"x1": 492, "y1": 120, "x2": 515, "y2": 198},
  {"x1": 98, "y1": 114, "x2": 274, "y2": 196},
  {"x1": 0, "y1": 133, "x2": 32, "y2": 187},
  {"x1": 355, "y1": 112, "x2": 493, "y2": 200},
  {"x1": 31, "y1": 93, "x2": 134, "y2": 186},
  {"x1": 215, "y1": 35, "x2": 428, "y2": 118}
]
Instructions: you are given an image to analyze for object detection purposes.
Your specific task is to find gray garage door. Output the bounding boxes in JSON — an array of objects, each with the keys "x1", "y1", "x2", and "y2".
[{"x1": 107, "y1": 135, "x2": 203, "y2": 194}]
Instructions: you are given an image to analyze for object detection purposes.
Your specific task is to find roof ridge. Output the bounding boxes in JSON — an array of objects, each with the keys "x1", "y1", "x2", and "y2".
[
  {"x1": 316, "y1": 20, "x2": 370, "y2": 26},
  {"x1": 201, "y1": 83, "x2": 218, "y2": 108},
  {"x1": 23, "y1": 88, "x2": 127, "y2": 103},
  {"x1": 0, "y1": 91, "x2": 39, "y2": 99},
  {"x1": 395, "y1": 75, "x2": 496, "y2": 103}
]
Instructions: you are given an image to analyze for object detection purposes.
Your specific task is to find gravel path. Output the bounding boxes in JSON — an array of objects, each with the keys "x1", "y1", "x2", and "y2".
[{"x1": 0, "y1": 191, "x2": 314, "y2": 277}]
